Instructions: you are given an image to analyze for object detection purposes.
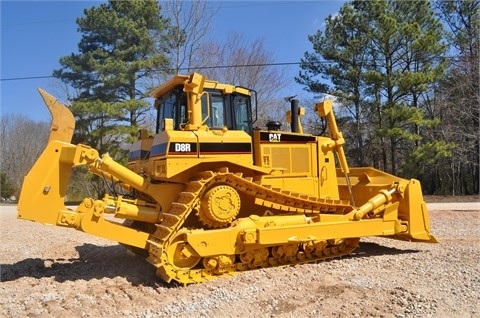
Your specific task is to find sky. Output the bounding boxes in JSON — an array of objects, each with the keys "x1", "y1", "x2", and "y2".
[{"x1": 1, "y1": 0, "x2": 345, "y2": 122}]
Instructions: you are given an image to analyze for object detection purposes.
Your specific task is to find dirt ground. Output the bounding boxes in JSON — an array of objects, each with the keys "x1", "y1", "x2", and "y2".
[{"x1": 1, "y1": 200, "x2": 479, "y2": 318}]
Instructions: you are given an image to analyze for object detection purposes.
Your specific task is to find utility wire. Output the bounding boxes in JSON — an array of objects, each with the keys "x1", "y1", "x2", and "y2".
[
  {"x1": 1, "y1": 75, "x2": 55, "y2": 82},
  {"x1": 1, "y1": 56, "x2": 453, "y2": 82},
  {"x1": 0, "y1": 61, "x2": 307, "y2": 82}
]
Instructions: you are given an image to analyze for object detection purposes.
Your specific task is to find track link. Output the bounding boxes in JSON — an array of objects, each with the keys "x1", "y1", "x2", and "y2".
[{"x1": 147, "y1": 168, "x2": 358, "y2": 285}]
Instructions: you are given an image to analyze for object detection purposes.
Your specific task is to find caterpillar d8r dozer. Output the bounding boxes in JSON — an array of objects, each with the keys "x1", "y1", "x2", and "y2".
[{"x1": 18, "y1": 73, "x2": 437, "y2": 285}]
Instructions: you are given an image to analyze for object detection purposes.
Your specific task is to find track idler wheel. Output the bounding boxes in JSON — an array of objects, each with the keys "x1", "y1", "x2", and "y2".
[
  {"x1": 198, "y1": 185, "x2": 241, "y2": 228},
  {"x1": 167, "y1": 233, "x2": 202, "y2": 270}
]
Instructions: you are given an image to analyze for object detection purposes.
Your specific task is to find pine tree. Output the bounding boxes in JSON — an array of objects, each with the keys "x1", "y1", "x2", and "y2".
[
  {"x1": 297, "y1": 4, "x2": 370, "y2": 166},
  {"x1": 298, "y1": 0, "x2": 449, "y2": 177},
  {"x1": 53, "y1": 0, "x2": 170, "y2": 159}
]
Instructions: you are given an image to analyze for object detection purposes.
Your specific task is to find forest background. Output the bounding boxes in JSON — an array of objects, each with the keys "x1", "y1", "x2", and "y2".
[{"x1": 1, "y1": 0, "x2": 478, "y2": 200}]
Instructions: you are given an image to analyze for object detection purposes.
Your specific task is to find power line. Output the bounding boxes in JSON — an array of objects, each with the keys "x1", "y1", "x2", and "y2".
[
  {"x1": 1, "y1": 56, "x2": 455, "y2": 82},
  {"x1": 0, "y1": 62, "x2": 306, "y2": 82},
  {"x1": 0, "y1": 75, "x2": 55, "y2": 82}
]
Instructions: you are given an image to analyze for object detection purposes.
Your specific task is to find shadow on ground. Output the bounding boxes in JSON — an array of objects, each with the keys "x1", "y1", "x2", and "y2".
[
  {"x1": 354, "y1": 241, "x2": 420, "y2": 257},
  {"x1": 1, "y1": 241, "x2": 420, "y2": 286},
  {"x1": 0, "y1": 243, "x2": 165, "y2": 287}
]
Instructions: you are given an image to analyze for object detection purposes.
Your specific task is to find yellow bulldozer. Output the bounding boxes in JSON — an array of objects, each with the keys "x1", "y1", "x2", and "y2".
[{"x1": 17, "y1": 73, "x2": 437, "y2": 285}]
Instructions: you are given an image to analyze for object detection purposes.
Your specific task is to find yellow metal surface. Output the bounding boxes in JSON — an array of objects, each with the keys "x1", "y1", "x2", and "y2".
[
  {"x1": 199, "y1": 185, "x2": 241, "y2": 227},
  {"x1": 38, "y1": 88, "x2": 75, "y2": 144},
  {"x1": 74, "y1": 198, "x2": 150, "y2": 249},
  {"x1": 149, "y1": 73, "x2": 250, "y2": 99},
  {"x1": 18, "y1": 73, "x2": 437, "y2": 286},
  {"x1": 17, "y1": 141, "x2": 77, "y2": 225}
]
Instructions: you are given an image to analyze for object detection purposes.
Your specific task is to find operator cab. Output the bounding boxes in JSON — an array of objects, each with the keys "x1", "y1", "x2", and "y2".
[{"x1": 153, "y1": 76, "x2": 255, "y2": 134}]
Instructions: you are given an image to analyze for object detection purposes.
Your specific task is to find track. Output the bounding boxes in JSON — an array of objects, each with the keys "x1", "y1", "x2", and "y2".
[{"x1": 146, "y1": 168, "x2": 359, "y2": 285}]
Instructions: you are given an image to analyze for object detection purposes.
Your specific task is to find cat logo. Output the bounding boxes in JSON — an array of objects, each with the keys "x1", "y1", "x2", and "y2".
[
  {"x1": 269, "y1": 133, "x2": 281, "y2": 142},
  {"x1": 175, "y1": 143, "x2": 191, "y2": 152}
]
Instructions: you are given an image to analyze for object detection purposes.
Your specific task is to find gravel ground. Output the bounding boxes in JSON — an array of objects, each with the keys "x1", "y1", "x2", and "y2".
[{"x1": 1, "y1": 201, "x2": 479, "y2": 318}]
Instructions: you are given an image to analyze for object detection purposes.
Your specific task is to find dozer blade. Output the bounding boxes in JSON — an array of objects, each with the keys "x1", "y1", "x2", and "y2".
[
  {"x1": 394, "y1": 178, "x2": 438, "y2": 243},
  {"x1": 38, "y1": 88, "x2": 75, "y2": 144},
  {"x1": 341, "y1": 167, "x2": 438, "y2": 243}
]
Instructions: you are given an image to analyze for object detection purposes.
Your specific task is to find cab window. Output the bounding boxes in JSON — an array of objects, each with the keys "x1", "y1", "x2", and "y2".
[
  {"x1": 233, "y1": 95, "x2": 251, "y2": 132},
  {"x1": 211, "y1": 95, "x2": 225, "y2": 128},
  {"x1": 201, "y1": 92, "x2": 225, "y2": 128},
  {"x1": 155, "y1": 86, "x2": 187, "y2": 132}
]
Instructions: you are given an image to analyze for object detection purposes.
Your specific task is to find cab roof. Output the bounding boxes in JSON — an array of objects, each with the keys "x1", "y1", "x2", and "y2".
[{"x1": 149, "y1": 73, "x2": 251, "y2": 99}]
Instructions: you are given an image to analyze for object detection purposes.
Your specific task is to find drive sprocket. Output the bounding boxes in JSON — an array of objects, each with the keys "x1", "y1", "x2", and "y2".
[{"x1": 198, "y1": 185, "x2": 241, "y2": 228}]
